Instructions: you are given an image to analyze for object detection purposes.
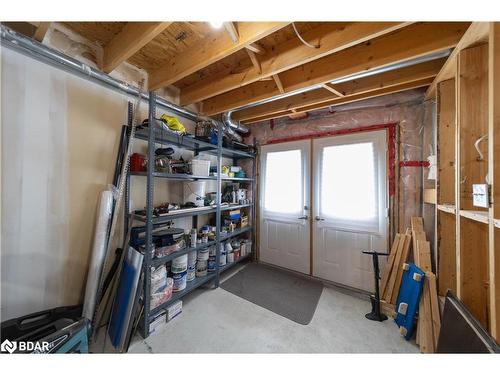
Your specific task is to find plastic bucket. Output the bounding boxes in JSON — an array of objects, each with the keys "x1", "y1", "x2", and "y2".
[
  {"x1": 183, "y1": 181, "x2": 206, "y2": 207},
  {"x1": 171, "y1": 254, "x2": 188, "y2": 273},
  {"x1": 227, "y1": 252, "x2": 234, "y2": 264},
  {"x1": 172, "y1": 271, "x2": 187, "y2": 292}
]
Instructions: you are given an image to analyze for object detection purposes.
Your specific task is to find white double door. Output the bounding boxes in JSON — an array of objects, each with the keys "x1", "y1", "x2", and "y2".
[{"x1": 259, "y1": 131, "x2": 388, "y2": 291}]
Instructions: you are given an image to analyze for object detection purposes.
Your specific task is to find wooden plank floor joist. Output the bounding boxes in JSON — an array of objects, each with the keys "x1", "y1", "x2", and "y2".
[
  {"x1": 412, "y1": 231, "x2": 427, "y2": 264},
  {"x1": 380, "y1": 234, "x2": 403, "y2": 298},
  {"x1": 383, "y1": 235, "x2": 407, "y2": 302},
  {"x1": 417, "y1": 240, "x2": 433, "y2": 273},
  {"x1": 389, "y1": 234, "x2": 412, "y2": 304},
  {"x1": 428, "y1": 272, "x2": 442, "y2": 348},
  {"x1": 411, "y1": 217, "x2": 425, "y2": 233},
  {"x1": 420, "y1": 276, "x2": 435, "y2": 353}
]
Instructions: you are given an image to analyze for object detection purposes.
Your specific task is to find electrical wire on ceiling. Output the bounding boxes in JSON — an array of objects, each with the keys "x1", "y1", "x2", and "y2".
[{"x1": 292, "y1": 22, "x2": 320, "y2": 49}]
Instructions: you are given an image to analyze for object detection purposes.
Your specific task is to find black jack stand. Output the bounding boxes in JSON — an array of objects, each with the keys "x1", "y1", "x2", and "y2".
[{"x1": 362, "y1": 250, "x2": 389, "y2": 322}]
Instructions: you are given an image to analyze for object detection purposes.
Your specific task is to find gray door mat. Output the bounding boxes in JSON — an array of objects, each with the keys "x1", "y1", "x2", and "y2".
[{"x1": 221, "y1": 263, "x2": 323, "y2": 325}]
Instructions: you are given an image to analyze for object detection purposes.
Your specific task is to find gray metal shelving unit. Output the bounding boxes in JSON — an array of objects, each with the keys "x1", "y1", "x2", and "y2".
[{"x1": 123, "y1": 93, "x2": 256, "y2": 338}]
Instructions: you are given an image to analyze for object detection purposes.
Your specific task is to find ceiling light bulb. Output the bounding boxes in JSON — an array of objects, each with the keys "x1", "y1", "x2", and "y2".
[{"x1": 209, "y1": 21, "x2": 223, "y2": 28}]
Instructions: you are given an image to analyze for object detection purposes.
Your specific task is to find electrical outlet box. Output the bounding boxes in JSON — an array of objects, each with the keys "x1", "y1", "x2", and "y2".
[{"x1": 472, "y1": 184, "x2": 489, "y2": 208}]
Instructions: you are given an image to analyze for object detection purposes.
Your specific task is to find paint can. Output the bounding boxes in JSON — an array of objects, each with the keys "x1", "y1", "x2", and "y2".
[
  {"x1": 197, "y1": 248, "x2": 209, "y2": 261},
  {"x1": 208, "y1": 256, "x2": 216, "y2": 272},
  {"x1": 188, "y1": 250, "x2": 197, "y2": 266},
  {"x1": 196, "y1": 260, "x2": 208, "y2": 277},
  {"x1": 171, "y1": 254, "x2": 188, "y2": 273},
  {"x1": 187, "y1": 265, "x2": 196, "y2": 282},
  {"x1": 209, "y1": 245, "x2": 217, "y2": 256},
  {"x1": 227, "y1": 252, "x2": 234, "y2": 264},
  {"x1": 172, "y1": 271, "x2": 187, "y2": 292}
]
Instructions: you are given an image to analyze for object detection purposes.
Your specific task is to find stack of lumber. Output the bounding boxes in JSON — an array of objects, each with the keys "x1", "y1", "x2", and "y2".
[
  {"x1": 379, "y1": 231, "x2": 412, "y2": 317},
  {"x1": 411, "y1": 217, "x2": 441, "y2": 353}
]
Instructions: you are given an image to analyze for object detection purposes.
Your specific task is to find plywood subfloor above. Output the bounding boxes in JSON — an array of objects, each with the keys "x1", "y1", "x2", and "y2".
[{"x1": 62, "y1": 22, "x2": 127, "y2": 46}]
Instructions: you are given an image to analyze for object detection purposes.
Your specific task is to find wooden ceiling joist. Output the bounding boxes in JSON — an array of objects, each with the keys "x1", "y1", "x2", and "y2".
[
  {"x1": 33, "y1": 22, "x2": 50, "y2": 42},
  {"x1": 241, "y1": 77, "x2": 434, "y2": 124},
  {"x1": 426, "y1": 22, "x2": 490, "y2": 98},
  {"x1": 180, "y1": 22, "x2": 410, "y2": 106},
  {"x1": 102, "y1": 22, "x2": 173, "y2": 73},
  {"x1": 148, "y1": 22, "x2": 289, "y2": 90},
  {"x1": 321, "y1": 83, "x2": 344, "y2": 97},
  {"x1": 246, "y1": 43, "x2": 265, "y2": 55},
  {"x1": 272, "y1": 74, "x2": 285, "y2": 94},
  {"x1": 246, "y1": 48, "x2": 262, "y2": 74},
  {"x1": 233, "y1": 57, "x2": 445, "y2": 122},
  {"x1": 224, "y1": 22, "x2": 239, "y2": 43},
  {"x1": 201, "y1": 22, "x2": 470, "y2": 116}
]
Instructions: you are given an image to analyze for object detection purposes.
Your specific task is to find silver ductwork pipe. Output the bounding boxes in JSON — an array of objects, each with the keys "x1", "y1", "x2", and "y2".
[
  {"x1": 231, "y1": 48, "x2": 453, "y2": 113},
  {"x1": 0, "y1": 24, "x2": 199, "y2": 123},
  {"x1": 223, "y1": 111, "x2": 249, "y2": 134}
]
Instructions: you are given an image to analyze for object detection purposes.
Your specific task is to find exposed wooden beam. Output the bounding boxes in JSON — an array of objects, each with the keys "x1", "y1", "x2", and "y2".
[
  {"x1": 201, "y1": 22, "x2": 470, "y2": 116},
  {"x1": 224, "y1": 22, "x2": 239, "y2": 43},
  {"x1": 33, "y1": 22, "x2": 50, "y2": 42},
  {"x1": 488, "y1": 21, "x2": 500, "y2": 341},
  {"x1": 149, "y1": 22, "x2": 289, "y2": 90},
  {"x1": 321, "y1": 83, "x2": 344, "y2": 97},
  {"x1": 102, "y1": 22, "x2": 172, "y2": 73},
  {"x1": 242, "y1": 77, "x2": 434, "y2": 124},
  {"x1": 246, "y1": 43, "x2": 265, "y2": 55},
  {"x1": 233, "y1": 57, "x2": 445, "y2": 122},
  {"x1": 244, "y1": 110, "x2": 294, "y2": 124},
  {"x1": 246, "y1": 48, "x2": 261, "y2": 74},
  {"x1": 426, "y1": 22, "x2": 490, "y2": 99},
  {"x1": 180, "y1": 22, "x2": 411, "y2": 106},
  {"x1": 272, "y1": 74, "x2": 285, "y2": 94}
]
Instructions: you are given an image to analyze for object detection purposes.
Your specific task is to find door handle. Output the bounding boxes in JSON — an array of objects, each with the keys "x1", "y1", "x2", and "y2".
[
  {"x1": 297, "y1": 215, "x2": 309, "y2": 220},
  {"x1": 315, "y1": 216, "x2": 325, "y2": 221}
]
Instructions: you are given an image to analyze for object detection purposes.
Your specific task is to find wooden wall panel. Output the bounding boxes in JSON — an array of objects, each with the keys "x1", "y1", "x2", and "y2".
[
  {"x1": 438, "y1": 211, "x2": 457, "y2": 296},
  {"x1": 458, "y1": 44, "x2": 489, "y2": 211},
  {"x1": 460, "y1": 217, "x2": 490, "y2": 327},
  {"x1": 437, "y1": 79, "x2": 456, "y2": 205}
]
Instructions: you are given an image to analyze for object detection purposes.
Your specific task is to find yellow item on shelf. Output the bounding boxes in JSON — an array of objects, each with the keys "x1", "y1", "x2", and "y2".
[{"x1": 160, "y1": 114, "x2": 186, "y2": 134}]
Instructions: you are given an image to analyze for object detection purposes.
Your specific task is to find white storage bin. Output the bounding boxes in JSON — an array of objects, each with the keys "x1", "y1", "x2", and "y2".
[{"x1": 190, "y1": 159, "x2": 210, "y2": 176}]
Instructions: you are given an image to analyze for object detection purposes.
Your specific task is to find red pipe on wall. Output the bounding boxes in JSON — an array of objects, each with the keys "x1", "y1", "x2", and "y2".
[{"x1": 399, "y1": 161, "x2": 430, "y2": 167}]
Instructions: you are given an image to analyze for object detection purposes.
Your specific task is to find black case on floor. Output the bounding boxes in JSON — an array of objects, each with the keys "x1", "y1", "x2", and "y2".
[{"x1": 1, "y1": 305, "x2": 89, "y2": 353}]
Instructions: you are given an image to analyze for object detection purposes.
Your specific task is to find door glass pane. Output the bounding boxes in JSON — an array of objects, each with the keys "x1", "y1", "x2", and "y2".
[
  {"x1": 264, "y1": 149, "x2": 302, "y2": 214},
  {"x1": 320, "y1": 142, "x2": 377, "y2": 223}
]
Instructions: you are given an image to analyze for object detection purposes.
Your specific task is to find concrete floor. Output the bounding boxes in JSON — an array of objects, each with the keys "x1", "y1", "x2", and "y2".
[{"x1": 128, "y1": 264, "x2": 418, "y2": 353}]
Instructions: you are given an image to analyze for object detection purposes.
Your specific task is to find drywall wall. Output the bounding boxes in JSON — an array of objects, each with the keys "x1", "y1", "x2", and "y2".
[
  {"x1": 246, "y1": 89, "x2": 429, "y2": 234},
  {"x1": 0, "y1": 47, "x2": 201, "y2": 320}
]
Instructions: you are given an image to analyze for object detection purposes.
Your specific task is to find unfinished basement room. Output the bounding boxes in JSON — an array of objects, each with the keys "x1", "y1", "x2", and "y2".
[{"x1": 1, "y1": 2, "x2": 500, "y2": 371}]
